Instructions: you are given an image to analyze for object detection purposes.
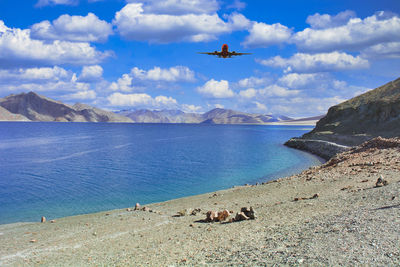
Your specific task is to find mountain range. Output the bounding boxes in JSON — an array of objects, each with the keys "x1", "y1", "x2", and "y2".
[
  {"x1": 0, "y1": 91, "x2": 297, "y2": 124},
  {"x1": 118, "y1": 108, "x2": 293, "y2": 124}
]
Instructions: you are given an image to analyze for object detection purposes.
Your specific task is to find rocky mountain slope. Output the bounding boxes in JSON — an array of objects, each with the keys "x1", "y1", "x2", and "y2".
[
  {"x1": 286, "y1": 77, "x2": 400, "y2": 157},
  {"x1": 302, "y1": 77, "x2": 400, "y2": 145},
  {"x1": 118, "y1": 109, "x2": 203, "y2": 123},
  {"x1": 0, "y1": 92, "x2": 132, "y2": 122}
]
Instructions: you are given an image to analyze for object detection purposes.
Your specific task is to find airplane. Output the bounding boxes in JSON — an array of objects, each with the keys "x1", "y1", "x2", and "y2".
[{"x1": 198, "y1": 44, "x2": 252, "y2": 58}]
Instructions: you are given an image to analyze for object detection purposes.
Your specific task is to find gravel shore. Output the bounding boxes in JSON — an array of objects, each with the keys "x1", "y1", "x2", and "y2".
[{"x1": 1, "y1": 137, "x2": 399, "y2": 266}]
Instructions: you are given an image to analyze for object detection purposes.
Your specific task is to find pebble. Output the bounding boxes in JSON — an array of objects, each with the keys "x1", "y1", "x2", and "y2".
[{"x1": 134, "y1": 203, "x2": 141, "y2": 210}]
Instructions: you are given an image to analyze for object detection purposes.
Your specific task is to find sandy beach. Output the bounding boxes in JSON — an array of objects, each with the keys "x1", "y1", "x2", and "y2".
[{"x1": 1, "y1": 137, "x2": 399, "y2": 266}]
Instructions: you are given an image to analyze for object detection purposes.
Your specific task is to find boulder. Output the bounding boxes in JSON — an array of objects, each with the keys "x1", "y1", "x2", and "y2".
[
  {"x1": 217, "y1": 210, "x2": 230, "y2": 222},
  {"x1": 41, "y1": 216, "x2": 46, "y2": 223},
  {"x1": 134, "y1": 203, "x2": 141, "y2": 210}
]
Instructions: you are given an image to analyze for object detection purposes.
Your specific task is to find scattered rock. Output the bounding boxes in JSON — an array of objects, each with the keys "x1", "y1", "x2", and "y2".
[
  {"x1": 50, "y1": 220, "x2": 56, "y2": 223},
  {"x1": 241, "y1": 207, "x2": 256, "y2": 219},
  {"x1": 126, "y1": 208, "x2": 132, "y2": 212},
  {"x1": 142, "y1": 207, "x2": 150, "y2": 212},
  {"x1": 375, "y1": 175, "x2": 388, "y2": 187},
  {"x1": 191, "y1": 208, "x2": 201, "y2": 216},
  {"x1": 30, "y1": 239, "x2": 37, "y2": 243},
  {"x1": 206, "y1": 211, "x2": 218, "y2": 222},
  {"x1": 176, "y1": 209, "x2": 188, "y2": 217},
  {"x1": 234, "y1": 212, "x2": 249, "y2": 221},
  {"x1": 41, "y1": 216, "x2": 46, "y2": 223},
  {"x1": 217, "y1": 210, "x2": 230, "y2": 221},
  {"x1": 311, "y1": 193, "x2": 319, "y2": 199},
  {"x1": 134, "y1": 203, "x2": 141, "y2": 210}
]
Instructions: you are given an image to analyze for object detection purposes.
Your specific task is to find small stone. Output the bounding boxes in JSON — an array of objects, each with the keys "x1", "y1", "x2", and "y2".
[
  {"x1": 375, "y1": 175, "x2": 388, "y2": 187},
  {"x1": 142, "y1": 207, "x2": 149, "y2": 212},
  {"x1": 191, "y1": 208, "x2": 201, "y2": 216},
  {"x1": 206, "y1": 211, "x2": 218, "y2": 222},
  {"x1": 177, "y1": 209, "x2": 187, "y2": 217},
  {"x1": 126, "y1": 208, "x2": 132, "y2": 212},
  {"x1": 93, "y1": 232, "x2": 97, "y2": 236},
  {"x1": 217, "y1": 210, "x2": 230, "y2": 222},
  {"x1": 41, "y1": 216, "x2": 46, "y2": 223},
  {"x1": 311, "y1": 193, "x2": 319, "y2": 199},
  {"x1": 50, "y1": 220, "x2": 56, "y2": 223},
  {"x1": 235, "y1": 212, "x2": 249, "y2": 221},
  {"x1": 241, "y1": 207, "x2": 256, "y2": 219},
  {"x1": 30, "y1": 239, "x2": 37, "y2": 243},
  {"x1": 134, "y1": 203, "x2": 141, "y2": 210}
]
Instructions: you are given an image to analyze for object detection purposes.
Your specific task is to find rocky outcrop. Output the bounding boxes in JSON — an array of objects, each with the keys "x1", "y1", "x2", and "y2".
[
  {"x1": 285, "y1": 138, "x2": 350, "y2": 160},
  {"x1": 286, "y1": 77, "x2": 400, "y2": 159},
  {"x1": 303, "y1": 77, "x2": 400, "y2": 145},
  {"x1": 0, "y1": 92, "x2": 132, "y2": 123}
]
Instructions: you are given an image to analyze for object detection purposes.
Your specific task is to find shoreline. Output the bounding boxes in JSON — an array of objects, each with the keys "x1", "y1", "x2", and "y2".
[{"x1": 1, "y1": 137, "x2": 399, "y2": 265}]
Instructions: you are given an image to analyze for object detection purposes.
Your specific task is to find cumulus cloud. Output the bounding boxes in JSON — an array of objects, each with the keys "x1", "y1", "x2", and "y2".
[
  {"x1": 131, "y1": 66, "x2": 195, "y2": 82},
  {"x1": 109, "y1": 65, "x2": 195, "y2": 92},
  {"x1": 0, "y1": 66, "x2": 70, "y2": 83},
  {"x1": 126, "y1": 0, "x2": 219, "y2": 15},
  {"x1": 64, "y1": 90, "x2": 97, "y2": 100},
  {"x1": 278, "y1": 73, "x2": 320, "y2": 88},
  {"x1": 242, "y1": 22, "x2": 292, "y2": 48},
  {"x1": 238, "y1": 88, "x2": 257, "y2": 98},
  {"x1": 306, "y1": 10, "x2": 356, "y2": 29},
  {"x1": 257, "y1": 52, "x2": 369, "y2": 73},
  {"x1": 197, "y1": 79, "x2": 235, "y2": 98},
  {"x1": 0, "y1": 20, "x2": 111, "y2": 68},
  {"x1": 31, "y1": 13, "x2": 113, "y2": 43},
  {"x1": 78, "y1": 65, "x2": 103, "y2": 82},
  {"x1": 181, "y1": 103, "x2": 202, "y2": 113},
  {"x1": 293, "y1": 11, "x2": 400, "y2": 52},
  {"x1": 113, "y1": 3, "x2": 248, "y2": 43},
  {"x1": 35, "y1": 0, "x2": 77, "y2": 7},
  {"x1": 361, "y1": 42, "x2": 400, "y2": 59},
  {"x1": 107, "y1": 92, "x2": 178, "y2": 109},
  {"x1": 226, "y1": 0, "x2": 246, "y2": 11},
  {"x1": 237, "y1": 76, "x2": 272, "y2": 88}
]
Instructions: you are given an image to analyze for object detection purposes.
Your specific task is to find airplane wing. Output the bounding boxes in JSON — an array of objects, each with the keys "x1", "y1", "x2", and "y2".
[
  {"x1": 229, "y1": 52, "x2": 252, "y2": 56},
  {"x1": 197, "y1": 52, "x2": 221, "y2": 56}
]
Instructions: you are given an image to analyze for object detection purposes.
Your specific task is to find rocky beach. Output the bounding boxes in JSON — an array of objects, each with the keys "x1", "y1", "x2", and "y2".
[{"x1": 0, "y1": 136, "x2": 399, "y2": 266}]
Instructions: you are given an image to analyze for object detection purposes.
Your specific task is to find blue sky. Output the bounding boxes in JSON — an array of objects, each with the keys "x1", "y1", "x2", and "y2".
[{"x1": 0, "y1": 0, "x2": 399, "y2": 117}]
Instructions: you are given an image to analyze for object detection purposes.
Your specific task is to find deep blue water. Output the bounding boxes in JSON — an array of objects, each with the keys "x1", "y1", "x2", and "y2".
[{"x1": 0, "y1": 122, "x2": 323, "y2": 224}]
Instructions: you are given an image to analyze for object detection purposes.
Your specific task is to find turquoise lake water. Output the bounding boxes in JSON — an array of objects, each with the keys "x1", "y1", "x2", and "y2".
[{"x1": 0, "y1": 122, "x2": 323, "y2": 224}]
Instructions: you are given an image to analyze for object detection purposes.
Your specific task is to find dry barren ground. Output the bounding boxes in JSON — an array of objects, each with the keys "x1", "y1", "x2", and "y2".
[{"x1": 1, "y1": 137, "x2": 399, "y2": 266}]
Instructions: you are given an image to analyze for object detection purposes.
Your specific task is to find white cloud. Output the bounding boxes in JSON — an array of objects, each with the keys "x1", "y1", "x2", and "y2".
[
  {"x1": 109, "y1": 74, "x2": 134, "y2": 92},
  {"x1": 35, "y1": 0, "x2": 77, "y2": 7},
  {"x1": 361, "y1": 42, "x2": 400, "y2": 59},
  {"x1": 226, "y1": 0, "x2": 246, "y2": 11},
  {"x1": 181, "y1": 103, "x2": 202, "y2": 113},
  {"x1": 0, "y1": 20, "x2": 111, "y2": 68},
  {"x1": 131, "y1": 66, "x2": 195, "y2": 82},
  {"x1": 113, "y1": 3, "x2": 247, "y2": 43},
  {"x1": 238, "y1": 88, "x2": 257, "y2": 98},
  {"x1": 259, "y1": 85, "x2": 300, "y2": 97},
  {"x1": 293, "y1": 11, "x2": 400, "y2": 52},
  {"x1": 257, "y1": 52, "x2": 369, "y2": 73},
  {"x1": 64, "y1": 90, "x2": 97, "y2": 100},
  {"x1": 197, "y1": 79, "x2": 235, "y2": 98},
  {"x1": 107, "y1": 92, "x2": 178, "y2": 109},
  {"x1": 126, "y1": 0, "x2": 219, "y2": 15},
  {"x1": 242, "y1": 22, "x2": 292, "y2": 48},
  {"x1": 0, "y1": 66, "x2": 70, "y2": 83},
  {"x1": 306, "y1": 10, "x2": 356, "y2": 29},
  {"x1": 237, "y1": 76, "x2": 272, "y2": 88},
  {"x1": 78, "y1": 65, "x2": 103, "y2": 82},
  {"x1": 31, "y1": 13, "x2": 113, "y2": 42},
  {"x1": 278, "y1": 73, "x2": 319, "y2": 88}
]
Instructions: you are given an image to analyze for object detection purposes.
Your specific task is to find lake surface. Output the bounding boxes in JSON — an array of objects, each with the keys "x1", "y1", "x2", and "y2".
[{"x1": 0, "y1": 122, "x2": 323, "y2": 224}]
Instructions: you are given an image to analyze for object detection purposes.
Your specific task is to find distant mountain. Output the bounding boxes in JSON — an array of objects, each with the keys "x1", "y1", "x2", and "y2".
[
  {"x1": 300, "y1": 77, "x2": 400, "y2": 145},
  {"x1": 119, "y1": 108, "x2": 294, "y2": 124},
  {"x1": 118, "y1": 109, "x2": 203, "y2": 123},
  {"x1": 0, "y1": 92, "x2": 132, "y2": 123}
]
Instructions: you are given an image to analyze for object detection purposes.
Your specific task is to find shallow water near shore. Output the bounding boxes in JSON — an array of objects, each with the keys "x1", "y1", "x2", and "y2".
[{"x1": 0, "y1": 122, "x2": 323, "y2": 224}]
